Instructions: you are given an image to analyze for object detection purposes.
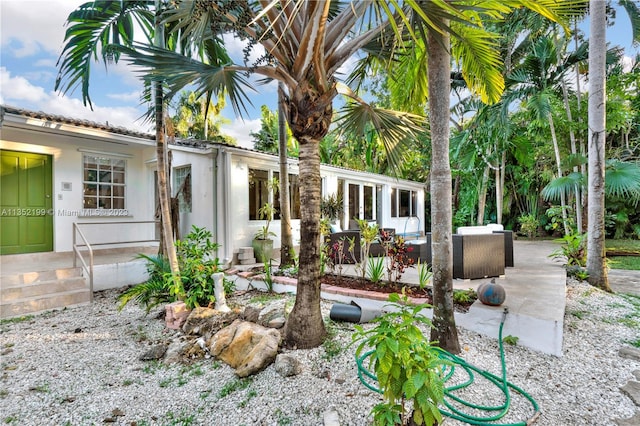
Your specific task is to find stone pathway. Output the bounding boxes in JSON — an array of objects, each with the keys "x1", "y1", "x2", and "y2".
[
  {"x1": 610, "y1": 270, "x2": 640, "y2": 425},
  {"x1": 616, "y1": 347, "x2": 640, "y2": 426},
  {"x1": 609, "y1": 269, "x2": 640, "y2": 297}
]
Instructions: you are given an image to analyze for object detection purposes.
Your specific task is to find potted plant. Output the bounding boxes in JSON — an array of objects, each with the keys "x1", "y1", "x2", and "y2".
[{"x1": 252, "y1": 202, "x2": 276, "y2": 263}]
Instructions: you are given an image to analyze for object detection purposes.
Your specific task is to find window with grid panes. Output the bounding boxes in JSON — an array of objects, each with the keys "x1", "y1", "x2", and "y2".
[{"x1": 83, "y1": 155, "x2": 125, "y2": 209}]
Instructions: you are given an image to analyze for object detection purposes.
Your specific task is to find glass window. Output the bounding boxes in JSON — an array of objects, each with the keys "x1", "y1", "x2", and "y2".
[
  {"x1": 83, "y1": 155, "x2": 125, "y2": 210},
  {"x1": 399, "y1": 190, "x2": 411, "y2": 217},
  {"x1": 364, "y1": 185, "x2": 374, "y2": 220},
  {"x1": 249, "y1": 168, "x2": 269, "y2": 220},
  {"x1": 391, "y1": 188, "x2": 397, "y2": 217},
  {"x1": 173, "y1": 166, "x2": 192, "y2": 213},
  {"x1": 273, "y1": 172, "x2": 301, "y2": 220}
]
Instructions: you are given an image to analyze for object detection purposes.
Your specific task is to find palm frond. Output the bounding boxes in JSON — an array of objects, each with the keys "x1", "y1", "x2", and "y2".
[
  {"x1": 55, "y1": 1, "x2": 154, "y2": 109},
  {"x1": 118, "y1": 278, "x2": 172, "y2": 313},
  {"x1": 541, "y1": 172, "x2": 584, "y2": 201},
  {"x1": 112, "y1": 43, "x2": 256, "y2": 118},
  {"x1": 451, "y1": 23, "x2": 505, "y2": 104},
  {"x1": 619, "y1": 0, "x2": 640, "y2": 45},
  {"x1": 334, "y1": 101, "x2": 426, "y2": 175},
  {"x1": 605, "y1": 160, "x2": 640, "y2": 202}
]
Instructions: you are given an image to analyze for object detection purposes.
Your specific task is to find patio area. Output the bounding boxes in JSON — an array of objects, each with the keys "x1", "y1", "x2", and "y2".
[{"x1": 232, "y1": 239, "x2": 568, "y2": 356}]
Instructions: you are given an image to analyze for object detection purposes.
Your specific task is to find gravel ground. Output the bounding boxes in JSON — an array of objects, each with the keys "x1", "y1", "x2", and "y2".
[{"x1": 1, "y1": 278, "x2": 638, "y2": 426}]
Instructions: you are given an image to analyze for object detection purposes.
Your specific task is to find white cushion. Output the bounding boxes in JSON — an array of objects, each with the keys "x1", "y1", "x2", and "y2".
[
  {"x1": 457, "y1": 226, "x2": 492, "y2": 235},
  {"x1": 486, "y1": 223, "x2": 504, "y2": 231},
  {"x1": 329, "y1": 223, "x2": 342, "y2": 233}
]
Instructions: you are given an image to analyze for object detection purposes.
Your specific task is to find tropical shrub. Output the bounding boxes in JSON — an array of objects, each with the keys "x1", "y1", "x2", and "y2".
[
  {"x1": 118, "y1": 253, "x2": 171, "y2": 312},
  {"x1": 549, "y1": 233, "x2": 586, "y2": 267},
  {"x1": 353, "y1": 293, "x2": 446, "y2": 426},
  {"x1": 168, "y1": 225, "x2": 221, "y2": 308},
  {"x1": 518, "y1": 214, "x2": 538, "y2": 238},
  {"x1": 118, "y1": 226, "x2": 222, "y2": 311}
]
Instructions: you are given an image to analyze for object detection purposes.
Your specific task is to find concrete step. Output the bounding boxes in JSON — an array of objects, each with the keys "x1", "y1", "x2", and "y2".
[
  {"x1": 1, "y1": 267, "x2": 83, "y2": 286},
  {"x1": 0, "y1": 288, "x2": 91, "y2": 319},
  {"x1": 1, "y1": 276, "x2": 87, "y2": 303}
]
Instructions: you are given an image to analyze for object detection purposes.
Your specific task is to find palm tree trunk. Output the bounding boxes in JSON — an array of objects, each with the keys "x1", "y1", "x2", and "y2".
[
  {"x1": 548, "y1": 112, "x2": 570, "y2": 235},
  {"x1": 477, "y1": 164, "x2": 489, "y2": 225},
  {"x1": 427, "y1": 25, "x2": 460, "y2": 354},
  {"x1": 282, "y1": 81, "x2": 333, "y2": 348},
  {"x1": 556, "y1": 36, "x2": 583, "y2": 233},
  {"x1": 278, "y1": 82, "x2": 295, "y2": 268},
  {"x1": 495, "y1": 165, "x2": 502, "y2": 224},
  {"x1": 587, "y1": 0, "x2": 610, "y2": 291},
  {"x1": 154, "y1": 3, "x2": 179, "y2": 277}
]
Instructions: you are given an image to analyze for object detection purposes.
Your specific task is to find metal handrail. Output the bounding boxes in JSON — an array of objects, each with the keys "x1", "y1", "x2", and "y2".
[
  {"x1": 72, "y1": 220, "x2": 159, "y2": 303},
  {"x1": 73, "y1": 223, "x2": 94, "y2": 303}
]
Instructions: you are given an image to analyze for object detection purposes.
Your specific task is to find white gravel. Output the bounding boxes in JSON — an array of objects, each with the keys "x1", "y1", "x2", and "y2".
[{"x1": 1, "y1": 279, "x2": 638, "y2": 426}]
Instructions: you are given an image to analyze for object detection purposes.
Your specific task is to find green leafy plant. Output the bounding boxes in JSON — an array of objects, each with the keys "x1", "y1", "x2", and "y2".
[
  {"x1": 353, "y1": 293, "x2": 446, "y2": 426},
  {"x1": 118, "y1": 226, "x2": 222, "y2": 311},
  {"x1": 167, "y1": 226, "x2": 221, "y2": 309},
  {"x1": 566, "y1": 265, "x2": 589, "y2": 281},
  {"x1": 502, "y1": 335, "x2": 519, "y2": 346},
  {"x1": 549, "y1": 232, "x2": 586, "y2": 267},
  {"x1": 254, "y1": 202, "x2": 277, "y2": 240},
  {"x1": 262, "y1": 259, "x2": 274, "y2": 292},
  {"x1": 218, "y1": 378, "x2": 252, "y2": 398},
  {"x1": 320, "y1": 193, "x2": 344, "y2": 222},
  {"x1": 367, "y1": 256, "x2": 385, "y2": 284},
  {"x1": 544, "y1": 205, "x2": 575, "y2": 235},
  {"x1": 417, "y1": 260, "x2": 432, "y2": 289},
  {"x1": 518, "y1": 214, "x2": 538, "y2": 238},
  {"x1": 453, "y1": 288, "x2": 477, "y2": 304},
  {"x1": 118, "y1": 254, "x2": 171, "y2": 312},
  {"x1": 357, "y1": 218, "x2": 380, "y2": 279}
]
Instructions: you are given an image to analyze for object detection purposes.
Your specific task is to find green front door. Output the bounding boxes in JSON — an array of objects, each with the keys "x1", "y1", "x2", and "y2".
[{"x1": 0, "y1": 150, "x2": 53, "y2": 254}]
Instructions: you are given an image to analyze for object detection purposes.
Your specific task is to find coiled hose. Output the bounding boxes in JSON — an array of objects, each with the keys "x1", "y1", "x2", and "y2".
[{"x1": 356, "y1": 308, "x2": 540, "y2": 426}]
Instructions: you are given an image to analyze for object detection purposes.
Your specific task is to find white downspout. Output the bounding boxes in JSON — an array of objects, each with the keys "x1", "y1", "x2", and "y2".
[{"x1": 217, "y1": 149, "x2": 233, "y2": 267}]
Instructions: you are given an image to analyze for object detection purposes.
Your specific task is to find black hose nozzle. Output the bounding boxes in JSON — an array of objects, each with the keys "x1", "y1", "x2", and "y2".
[{"x1": 501, "y1": 307, "x2": 509, "y2": 324}]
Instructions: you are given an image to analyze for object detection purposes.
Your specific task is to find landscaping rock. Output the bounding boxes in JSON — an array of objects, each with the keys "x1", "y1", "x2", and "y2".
[
  {"x1": 208, "y1": 320, "x2": 281, "y2": 377},
  {"x1": 182, "y1": 307, "x2": 240, "y2": 336},
  {"x1": 139, "y1": 344, "x2": 167, "y2": 361},
  {"x1": 165, "y1": 301, "x2": 190, "y2": 330},
  {"x1": 257, "y1": 299, "x2": 288, "y2": 327},
  {"x1": 323, "y1": 407, "x2": 341, "y2": 426},
  {"x1": 619, "y1": 347, "x2": 640, "y2": 362},
  {"x1": 274, "y1": 354, "x2": 302, "y2": 377},
  {"x1": 164, "y1": 337, "x2": 188, "y2": 363},
  {"x1": 242, "y1": 305, "x2": 261, "y2": 323}
]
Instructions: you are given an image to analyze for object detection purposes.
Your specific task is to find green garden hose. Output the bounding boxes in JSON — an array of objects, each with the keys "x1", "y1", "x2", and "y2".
[{"x1": 356, "y1": 308, "x2": 541, "y2": 426}]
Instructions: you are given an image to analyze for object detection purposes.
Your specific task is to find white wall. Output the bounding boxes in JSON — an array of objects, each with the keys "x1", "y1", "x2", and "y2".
[{"x1": 169, "y1": 147, "x2": 216, "y2": 238}]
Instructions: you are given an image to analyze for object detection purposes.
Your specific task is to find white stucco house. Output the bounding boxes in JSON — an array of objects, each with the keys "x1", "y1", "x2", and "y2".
[
  {"x1": 0, "y1": 104, "x2": 425, "y2": 317},
  {"x1": 0, "y1": 104, "x2": 426, "y2": 273}
]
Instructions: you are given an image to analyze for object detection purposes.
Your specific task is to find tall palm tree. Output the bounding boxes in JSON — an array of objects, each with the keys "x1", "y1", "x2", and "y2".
[
  {"x1": 277, "y1": 82, "x2": 296, "y2": 268},
  {"x1": 505, "y1": 35, "x2": 589, "y2": 235},
  {"x1": 587, "y1": 0, "x2": 610, "y2": 291},
  {"x1": 117, "y1": 1, "x2": 426, "y2": 348}
]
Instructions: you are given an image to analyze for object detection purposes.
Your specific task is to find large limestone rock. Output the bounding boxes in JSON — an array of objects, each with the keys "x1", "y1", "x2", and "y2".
[{"x1": 209, "y1": 320, "x2": 281, "y2": 377}]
